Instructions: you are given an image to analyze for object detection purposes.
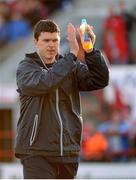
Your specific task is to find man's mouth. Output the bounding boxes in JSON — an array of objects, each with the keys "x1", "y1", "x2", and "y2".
[{"x1": 47, "y1": 50, "x2": 55, "y2": 53}]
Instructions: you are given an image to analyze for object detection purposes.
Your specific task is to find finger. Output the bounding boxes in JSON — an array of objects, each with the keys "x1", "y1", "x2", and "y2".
[
  {"x1": 86, "y1": 25, "x2": 95, "y2": 37},
  {"x1": 87, "y1": 24, "x2": 94, "y2": 30},
  {"x1": 86, "y1": 25, "x2": 94, "y2": 35},
  {"x1": 67, "y1": 23, "x2": 76, "y2": 42},
  {"x1": 67, "y1": 23, "x2": 76, "y2": 40},
  {"x1": 77, "y1": 27, "x2": 83, "y2": 36},
  {"x1": 77, "y1": 27, "x2": 84, "y2": 43},
  {"x1": 67, "y1": 23, "x2": 76, "y2": 34},
  {"x1": 86, "y1": 25, "x2": 96, "y2": 45}
]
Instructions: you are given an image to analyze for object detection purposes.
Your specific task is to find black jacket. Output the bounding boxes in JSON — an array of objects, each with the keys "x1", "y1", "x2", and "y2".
[{"x1": 15, "y1": 49, "x2": 109, "y2": 158}]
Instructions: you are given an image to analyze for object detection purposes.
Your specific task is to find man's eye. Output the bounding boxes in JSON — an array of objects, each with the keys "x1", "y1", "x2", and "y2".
[
  {"x1": 53, "y1": 39, "x2": 58, "y2": 42},
  {"x1": 44, "y1": 39, "x2": 50, "y2": 42}
]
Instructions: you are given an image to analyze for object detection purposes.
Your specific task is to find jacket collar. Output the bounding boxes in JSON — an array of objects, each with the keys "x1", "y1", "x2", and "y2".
[{"x1": 25, "y1": 52, "x2": 63, "y2": 68}]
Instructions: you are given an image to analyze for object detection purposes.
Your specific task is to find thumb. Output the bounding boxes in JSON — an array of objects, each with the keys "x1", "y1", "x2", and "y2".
[{"x1": 77, "y1": 27, "x2": 84, "y2": 43}]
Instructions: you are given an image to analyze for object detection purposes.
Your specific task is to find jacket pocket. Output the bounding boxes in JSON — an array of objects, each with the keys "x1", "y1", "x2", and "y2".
[{"x1": 29, "y1": 114, "x2": 39, "y2": 146}]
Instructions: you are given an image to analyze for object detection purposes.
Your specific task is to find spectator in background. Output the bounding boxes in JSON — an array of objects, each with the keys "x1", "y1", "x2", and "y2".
[
  {"x1": 81, "y1": 121, "x2": 108, "y2": 162},
  {"x1": 103, "y1": 81, "x2": 127, "y2": 112},
  {"x1": 24, "y1": 0, "x2": 48, "y2": 27},
  {"x1": 9, "y1": 0, "x2": 48, "y2": 28},
  {"x1": 9, "y1": 0, "x2": 28, "y2": 17},
  {"x1": 58, "y1": 0, "x2": 74, "y2": 11},
  {"x1": 7, "y1": 10, "x2": 31, "y2": 42},
  {"x1": 119, "y1": 0, "x2": 134, "y2": 44},
  {"x1": 119, "y1": 0, "x2": 135, "y2": 64},
  {"x1": 129, "y1": 7, "x2": 136, "y2": 64},
  {"x1": 0, "y1": 13, "x2": 9, "y2": 47},
  {"x1": 0, "y1": 1, "x2": 10, "y2": 17},
  {"x1": 102, "y1": 4, "x2": 129, "y2": 64},
  {"x1": 0, "y1": 0, "x2": 50, "y2": 47},
  {"x1": 0, "y1": 0, "x2": 64, "y2": 47},
  {"x1": 98, "y1": 109, "x2": 131, "y2": 162}
]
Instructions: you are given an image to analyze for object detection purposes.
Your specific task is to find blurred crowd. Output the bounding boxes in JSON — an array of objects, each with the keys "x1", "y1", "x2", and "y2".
[
  {"x1": 0, "y1": 0, "x2": 136, "y2": 65},
  {"x1": 81, "y1": 84, "x2": 136, "y2": 162},
  {"x1": 102, "y1": 1, "x2": 136, "y2": 64},
  {"x1": 0, "y1": 0, "x2": 74, "y2": 48},
  {"x1": 79, "y1": 1, "x2": 136, "y2": 162},
  {"x1": 1, "y1": 0, "x2": 136, "y2": 64}
]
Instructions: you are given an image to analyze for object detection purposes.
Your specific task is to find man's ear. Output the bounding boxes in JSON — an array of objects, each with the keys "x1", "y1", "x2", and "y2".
[{"x1": 34, "y1": 38, "x2": 38, "y2": 47}]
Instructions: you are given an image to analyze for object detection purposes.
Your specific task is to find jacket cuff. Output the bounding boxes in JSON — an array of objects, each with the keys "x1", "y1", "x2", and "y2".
[
  {"x1": 85, "y1": 48, "x2": 96, "y2": 56},
  {"x1": 67, "y1": 52, "x2": 77, "y2": 61}
]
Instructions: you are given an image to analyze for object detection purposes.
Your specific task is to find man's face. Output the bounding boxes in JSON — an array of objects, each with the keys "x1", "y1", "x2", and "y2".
[{"x1": 34, "y1": 32, "x2": 60, "y2": 61}]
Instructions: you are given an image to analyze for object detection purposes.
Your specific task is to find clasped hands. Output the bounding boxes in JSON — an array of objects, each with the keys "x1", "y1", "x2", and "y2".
[{"x1": 67, "y1": 23, "x2": 96, "y2": 57}]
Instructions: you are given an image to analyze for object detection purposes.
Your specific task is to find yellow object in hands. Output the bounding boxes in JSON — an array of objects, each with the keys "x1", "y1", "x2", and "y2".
[
  {"x1": 80, "y1": 19, "x2": 93, "y2": 51},
  {"x1": 82, "y1": 41, "x2": 93, "y2": 50}
]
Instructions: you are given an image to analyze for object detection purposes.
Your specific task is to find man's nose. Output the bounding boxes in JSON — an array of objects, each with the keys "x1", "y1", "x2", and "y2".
[{"x1": 49, "y1": 40, "x2": 54, "y2": 46}]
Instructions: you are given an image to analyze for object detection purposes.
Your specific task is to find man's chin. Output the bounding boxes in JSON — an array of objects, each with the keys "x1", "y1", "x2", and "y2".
[{"x1": 46, "y1": 55, "x2": 56, "y2": 60}]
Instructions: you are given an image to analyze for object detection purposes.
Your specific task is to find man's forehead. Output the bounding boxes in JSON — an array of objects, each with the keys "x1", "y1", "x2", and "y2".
[{"x1": 40, "y1": 31, "x2": 60, "y2": 37}]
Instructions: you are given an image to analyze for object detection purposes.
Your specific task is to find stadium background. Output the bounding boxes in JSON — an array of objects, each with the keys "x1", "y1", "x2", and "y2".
[{"x1": 0, "y1": 0, "x2": 136, "y2": 178}]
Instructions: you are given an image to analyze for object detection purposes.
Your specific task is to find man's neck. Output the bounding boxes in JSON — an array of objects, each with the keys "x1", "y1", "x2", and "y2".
[
  {"x1": 37, "y1": 52, "x2": 55, "y2": 65},
  {"x1": 43, "y1": 58, "x2": 55, "y2": 64}
]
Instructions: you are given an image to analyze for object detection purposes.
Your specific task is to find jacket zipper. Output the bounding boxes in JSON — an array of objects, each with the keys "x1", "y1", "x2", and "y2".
[
  {"x1": 56, "y1": 88, "x2": 63, "y2": 156},
  {"x1": 37, "y1": 54, "x2": 63, "y2": 154},
  {"x1": 30, "y1": 114, "x2": 38, "y2": 146}
]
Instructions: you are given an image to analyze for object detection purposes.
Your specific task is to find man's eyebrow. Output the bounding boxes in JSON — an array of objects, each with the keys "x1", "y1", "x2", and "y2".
[{"x1": 42, "y1": 38, "x2": 58, "y2": 41}]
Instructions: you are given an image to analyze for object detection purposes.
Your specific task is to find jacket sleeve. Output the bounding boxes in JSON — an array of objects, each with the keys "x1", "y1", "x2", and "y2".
[
  {"x1": 77, "y1": 49, "x2": 109, "y2": 91},
  {"x1": 16, "y1": 53, "x2": 77, "y2": 96}
]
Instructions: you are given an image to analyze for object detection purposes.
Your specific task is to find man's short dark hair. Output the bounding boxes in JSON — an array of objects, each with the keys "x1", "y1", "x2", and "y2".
[{"x1": 33, "y1": 19, "x2": 60, "y2": 40}]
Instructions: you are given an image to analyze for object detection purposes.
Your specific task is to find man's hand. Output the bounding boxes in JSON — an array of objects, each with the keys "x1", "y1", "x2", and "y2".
[
  {"x1": 67, "y1": 23, "x2": 79, "y2": 57},
  {"x1": 86, "y1": 25, "x2": 96, "y2": 47},
  {"x1": 77, "y1": 25, "x2": 96, "y2": 53}
]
